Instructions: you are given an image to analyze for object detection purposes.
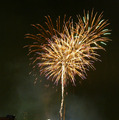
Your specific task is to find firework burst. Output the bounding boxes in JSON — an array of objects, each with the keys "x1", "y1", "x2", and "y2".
[{"x1": 25, "y1": 9, "x2": 111, "y2": 120}]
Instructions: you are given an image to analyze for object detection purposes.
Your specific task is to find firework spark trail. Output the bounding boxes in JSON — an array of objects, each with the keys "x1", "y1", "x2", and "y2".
[
  {"x1": 25, "y1": 10, "x2": 111, "y2": 120},
  {"x1": 59, "y1": 63, "x2": 65, "y2": 119}
]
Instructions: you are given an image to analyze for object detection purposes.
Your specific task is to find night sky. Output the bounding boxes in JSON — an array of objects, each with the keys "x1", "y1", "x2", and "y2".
[{"x1": 0, "y1": 0, "x2": 119, "y2": 120}]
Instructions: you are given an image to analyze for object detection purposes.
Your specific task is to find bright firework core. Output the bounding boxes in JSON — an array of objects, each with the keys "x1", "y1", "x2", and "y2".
[{"x1": 25, "y1": 9, "x2": 111, "y2": 120}]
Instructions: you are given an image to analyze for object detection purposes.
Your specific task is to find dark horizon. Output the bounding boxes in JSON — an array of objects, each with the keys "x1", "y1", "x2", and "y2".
[{"x1": 0, "y1": 0, "x2": 119, "y2": 120}]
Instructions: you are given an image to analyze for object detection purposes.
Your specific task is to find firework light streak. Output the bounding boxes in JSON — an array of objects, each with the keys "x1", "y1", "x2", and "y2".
[{"x1": 25, "y1": 10, "x2": 111, "y2": 120}]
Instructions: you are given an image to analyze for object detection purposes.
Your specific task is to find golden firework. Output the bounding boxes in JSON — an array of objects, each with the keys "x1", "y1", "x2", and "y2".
[{"x1": 25, "y1": 10, "x2": 111, "y2": 120}]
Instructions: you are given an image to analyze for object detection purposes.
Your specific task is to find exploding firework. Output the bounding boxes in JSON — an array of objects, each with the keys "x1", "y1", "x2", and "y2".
[{"x1": 25, "y1": 9, "x2": 111, "y2": 120}]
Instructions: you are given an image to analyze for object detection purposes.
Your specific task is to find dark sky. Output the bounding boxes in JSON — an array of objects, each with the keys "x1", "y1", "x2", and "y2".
[{"x1": 0, "y1": 0, "x2": 119, "y2": 120}]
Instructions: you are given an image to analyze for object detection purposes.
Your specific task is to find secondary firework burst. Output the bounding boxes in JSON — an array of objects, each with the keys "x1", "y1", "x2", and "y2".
[{"x1": 25, "y1": 9, "x2": 111, "y2": 120}]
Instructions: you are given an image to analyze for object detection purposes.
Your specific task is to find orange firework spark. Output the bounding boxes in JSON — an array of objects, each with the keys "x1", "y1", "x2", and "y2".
[{"x1": 25, "y1": 10, "x2": 111, "y2": 120}]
